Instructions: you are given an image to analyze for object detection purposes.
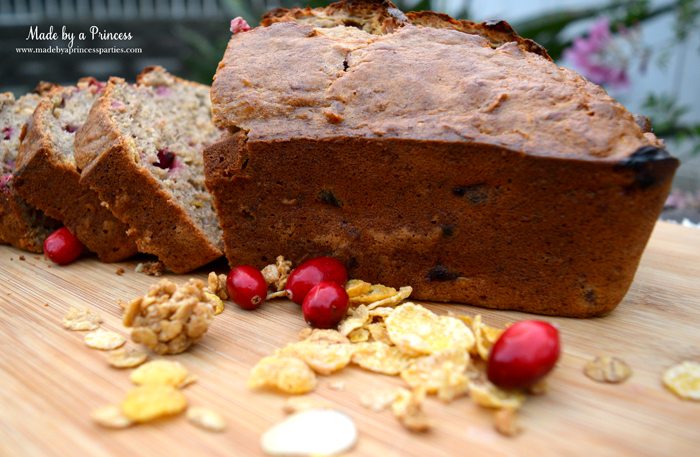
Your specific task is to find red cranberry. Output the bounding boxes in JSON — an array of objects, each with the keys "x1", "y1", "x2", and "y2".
[
  {"x1": 153, "y1": 149, "x2": 175, "y2": 169},
  {"x1": 285, "y1": 257, "x2": 348, "y2": 305},
  {"x1": 302, "y1": 281, "x2": 349, "y2": 329},
  {"x1": 43, "y1": 227, "x2": 84, "y2": 265},
  {"x1": 64, "y1": 125, "x2": 78, "y2": 133},
  {"x1": 226, "y1": 265, "x2": 267, "y2": 310},
  {"x1": 230, "y1": 17, "x2": 251, "y2": 34},
  {"x1": 487, "y1": 320, "x2": 560, "y2": 389},
  {"x1": 2, "y1": 126, "x2": 13, "y2": 140}
]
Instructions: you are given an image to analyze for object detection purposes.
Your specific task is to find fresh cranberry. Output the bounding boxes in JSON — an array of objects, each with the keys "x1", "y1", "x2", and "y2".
[
  {"x1": 487, "y1": 320, "x2": 560, "y2": 389},
  {"x1": 227, "y1": 265, "x2": 268, "y2": 310},
  {"x1": 2, "y1": 126, "x2": 13, "y2": 140},
  {"x1": 153, "y1": 149, "x2": 175, "y2": 169},
  {"x1": 64, "y1": 125, "x2": 78, "y2": 133},
  {"x1": 285, "y1": 257, "x2": 348, "y2": 305},
  {"x1": 302, "y1": 281, "x2": 349, "y2": 329},
  {"x1": 43, "y1": 227, "x2": 84, "y2": 265}
]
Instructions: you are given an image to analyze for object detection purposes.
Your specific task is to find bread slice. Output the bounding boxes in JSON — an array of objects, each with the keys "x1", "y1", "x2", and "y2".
[
  {"x1": 206, "y1": 0, "x2": 678, "y2": 316},
  {"x1": 74, "y1": 66, "x2": 223, "y2": 273},
  {"x1": 14, "y1": 79, "x2": 138, "y2": 262},
  {"x1": 0, "y1": 87, "x2": 60, "y2": 253}
]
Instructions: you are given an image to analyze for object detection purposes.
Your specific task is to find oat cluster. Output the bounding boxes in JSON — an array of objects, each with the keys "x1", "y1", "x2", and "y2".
[{"x1": 122, "y1": 278, "x2": 217, "y2": 355}]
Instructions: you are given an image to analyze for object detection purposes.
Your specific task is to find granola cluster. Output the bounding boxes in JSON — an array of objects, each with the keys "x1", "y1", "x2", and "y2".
[{"x1": 122, "y1": 278, "x2": 217, "y2": 355}]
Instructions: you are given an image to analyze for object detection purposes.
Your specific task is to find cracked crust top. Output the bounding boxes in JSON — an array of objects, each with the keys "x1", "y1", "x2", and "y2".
[
  {"x1": 212, "y1": 8, "x2": 660, "y2": 160},
  {"x1": 262, "y1": 0, "x2": 550, "y2": 59}
]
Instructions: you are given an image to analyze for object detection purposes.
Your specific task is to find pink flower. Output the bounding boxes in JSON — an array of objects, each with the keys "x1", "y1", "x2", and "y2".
[
  {"x1": 230, "y1": 17, "x2": 251, "y2": 34},
  {"x1": 564, "y1": 18, "x2": 629, "y2": 88}
]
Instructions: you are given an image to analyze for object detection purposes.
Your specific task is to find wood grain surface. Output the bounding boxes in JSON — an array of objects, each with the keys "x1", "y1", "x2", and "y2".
[{"x1": 0, "y1": 221, "x2": 698, "y2": 457}]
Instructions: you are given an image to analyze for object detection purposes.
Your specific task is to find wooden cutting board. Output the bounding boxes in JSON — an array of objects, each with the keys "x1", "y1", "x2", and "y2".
[{"x1": 0, "y1": 221, "x2": 698, "y2": 457}]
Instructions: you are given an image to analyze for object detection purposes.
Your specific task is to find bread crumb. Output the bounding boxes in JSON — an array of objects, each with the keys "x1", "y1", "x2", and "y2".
[
  {"x1": 115, "y1": 267, "x2": 125, "y2": 276},
  {"x1": 134, "y1": 261, "x2": 165, "y2": 276},
  {"x1": 328, "y1": 380, "x2": 345, "y2": 391},
  {"x1": 19, "y1": 255, "x2": 25, "y2": 261},
  {"x1": 494, "y1": 408, "x2": 522, "y2": 437},
  {"x1": 207, "y1": 272, "x2": 228, "y2": 300}
]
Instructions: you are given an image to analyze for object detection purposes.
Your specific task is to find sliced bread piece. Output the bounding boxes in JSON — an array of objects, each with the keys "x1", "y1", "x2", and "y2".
[
  {"x1": 14, "y1": 78, "x2": 138, "y2": 262},
  {"x1": 74, "y1": 66, "x2": 223, "y2": 273},
  {"x1": 0, "y1": 88, "x2": 60, "y2": 253}
]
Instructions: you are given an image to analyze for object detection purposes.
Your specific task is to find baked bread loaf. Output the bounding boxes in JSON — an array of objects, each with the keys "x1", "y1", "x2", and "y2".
[
  {"x1": 0, "y1": 87, "x2": 60, "y2": 252},
  {"x1": 206, "y1": 0, "x2": 678, "y2": 317},
  {"x1": 74, "y1": 66, "x2": 223, "y2": 273},
  {"x1": 14, "y1": 79, "x2": 138, "y2": 262}
]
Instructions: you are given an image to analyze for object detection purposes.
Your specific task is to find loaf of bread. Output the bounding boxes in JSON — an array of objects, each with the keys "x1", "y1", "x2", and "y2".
[
  {"x1": 14, "y1": 79, "x2": 138, "y2": 262},
  {"x1": 206, "y1": 0, "x2": 678, "y2": 317},
  {"x1": 75, "y1": 66, "x2": 223, "y2": 273},
  {"x1": 0, "y1": 86, "x2": 60, "y2": 253}
]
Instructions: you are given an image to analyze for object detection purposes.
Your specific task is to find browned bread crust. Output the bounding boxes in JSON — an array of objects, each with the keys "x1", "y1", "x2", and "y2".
[
  {"x1": 74, "y1": 67, "x2": 222, "y2": 273},
  {"x1": 1, "y1": 85, "x2": 61, "y2": 253},
  {"x1": 14, "y1": 80, "x2": 138, "y2": 262},
  {"x1": 261, "y1": 0, "x2": 550, "y2": 59},
  {"x1": 0, "y1": 187, "x2": 59, "y2": 253}
]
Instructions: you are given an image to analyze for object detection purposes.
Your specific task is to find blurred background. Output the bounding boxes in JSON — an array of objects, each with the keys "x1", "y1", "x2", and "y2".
[{"x1": 1, "y1": 0, "x2": 699, "y2": 222}]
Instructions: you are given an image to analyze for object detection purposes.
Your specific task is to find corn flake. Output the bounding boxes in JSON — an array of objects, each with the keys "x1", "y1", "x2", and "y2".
[
  {"x1": 584, "y1": 356, "x2": 632, "y2": 384},
  {"x1": 469, "y1": 380, "x2": 525, "y2": 410},
  {"x1": 84, "y1": 329, "x2": 126, "y2": 351},
  {"x1": 494, "y1": 407, "x2": 522, "y2": 437},
  {"x1": 348, "y1": 327, "x2": 370, "y2": 343},
  {"x1": 130, "y1": 360, "x2": 189, "y2": 387},
  {"x1": 359, "y1": 390, "x2": 397, "y2": 412},
  {"x1": 663, "y1": 361, "x2": 700, "y2": 401},
  {"x1": 366, "y1": 322, "x2": 392, "y2": 345},
  {"x1": 351, "y1": 342, "x2": 415, "y2": 375},
  {"x1": 462, "y1": 314, "x2": 503, "y2": 360},
  {"x1": 367, "y1": 286, "x2": 413, "y2": 310},
  {"x1": 91, "y1": 404, "x2": 132, "y2": 429},
  {"x1": 368, "y1": 307, "x2": 394, "y2": 320},
  {"x1": 345, "y1": 279, "x2": 372, "y2": 298},
  {"x1": 248, "y1": 355, "x2": 317, "y2": 394},
  {"x1": 187, "y1": 407, "x2": 227, "y2": 432},
  {"x1": 107, "y1": 347, "x2": 148, "y2": 369},
  {"x1": 121, "y1": 384, "x2": 187, "y2": 423},
  {"x1": 279, "y1": 341, "x2": 355, "y2": 375},
  {"x1": 350, "y1": 284, "x2": 397, "y2": 304},
  {"x1": 283, "y1": 396, "x2": 332, "y2": 414},
  {"x1": 385, "y1": 303, "x2": 475, "y2": 355},
  {"x1": 392, "y1": 387, "x2": 431, "y2": 432},
  {"x1": 62, "y1": 307, "x2": 102, "y2": 331},
  {"x1": 400, "y1": 349, "x2": 469, "y2": 394},
  {"x1": 338, "y1": 305, "x2": 370, "y2": 336},
  {"x1": 300, "y1": 329, "x2": 349, "y2": 345}
]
